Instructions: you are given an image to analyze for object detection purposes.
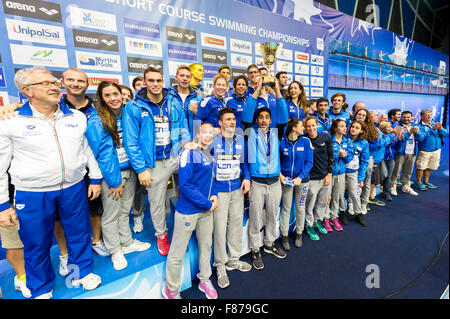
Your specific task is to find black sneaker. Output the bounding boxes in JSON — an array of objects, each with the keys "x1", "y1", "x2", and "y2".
[
  {"x1": 263, "y1": 244, "x2": 287, "y2": 259},
  {"x1": 338, "y1": 211, "x2": 348, "y2": 225},
  {"x1": 368, "y1": 198, "x2": 386, "y2": 206},
  {"x1": 294, "y1": 233, "x2": 302, "y2": 248},
  {"x1": 381, "y1": 193, "x2": 392, "y2": 201},
  {"x1": 251, "y1": 250, "x2": 264, "y2": 270},
  {"x1": 281, "y1": 236, "x2": 291, "y2": 251},
  {"x1": 355, "y1": 214, "x2": 367, "y2": 227}
]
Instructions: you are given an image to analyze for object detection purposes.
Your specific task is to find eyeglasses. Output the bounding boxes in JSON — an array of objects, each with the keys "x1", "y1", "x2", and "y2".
[{"x1": 26, "y1": 80, "x2": 62, "y2": 88}]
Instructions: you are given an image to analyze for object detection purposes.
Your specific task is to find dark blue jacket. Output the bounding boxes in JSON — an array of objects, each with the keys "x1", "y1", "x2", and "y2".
[{"x1": 279, "y1": 135, "x2": 314, "y2": 181}]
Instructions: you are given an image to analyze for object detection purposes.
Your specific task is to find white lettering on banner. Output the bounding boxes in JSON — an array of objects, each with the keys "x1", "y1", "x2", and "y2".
[
  {"x1": 104, "y1": 0, "x2": 155, "y2": 11},
  {"x1": 216, "y1": 154, "x2": 241, "y2": 181},
  {"x1": 159, "y1": 3, "x2": 206, "y2": 24}
]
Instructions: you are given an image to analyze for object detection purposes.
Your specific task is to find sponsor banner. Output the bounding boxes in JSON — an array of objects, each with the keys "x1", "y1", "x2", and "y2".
[
  {"x1": 276, "y1": 48, "x2": 293, "y2": 61},
  {"x1": 310, "y1": 87, "x2": 323, "y2": 97},
  {"x1": 168, "y1": 60, "x2": 185, "y2": 77},
  {"x1": 230, "y1": 38, "x2": 252, "y2": 54},
  {"x1": 125, "y1": 36, "x2": 162, "y2": 57},
  {"x1": 316, "y1": 37, "x2": 324, "y2": 51},
  {"x1": 69, "y1": 6, "x2": 117, "y2": 32},
  {"x1": 304, "y1": 87, "x2": 310, "y2": 97},
  {"x1": 127, "y1": 56, "x2": 163, "y2": 73},
  {"x1": 230, "y1": 53, "x2": 252, "y2": 68},
  {"x1": 166, "y1": 26, "x2": 196, "y2": 44},
  {"x1": 295, "y1": 63, "x2": 309, "y2": 75},
  {"x1": 276, "y1": 60, "x2": 293, "y2": 73},
  {"x1": 124, "y1": 17, "x2": 160, "y2": 38},
  {"x1": 167, "y1": 44, "x2": 197, "y2": 61},
  {"x1": 255, "y1": 56, "x2": 275, "y2": 73},
  {"x1": 203, "y1": 65, "x2": 219, "y2": 78},
  {"x1": 0, "y1": 91, "x2": 10, "y2": 106},
  {"x1": 286, "y1": 73, "x2": 293, "y2": 82},
  {"x1": 295, "y1": 51, "x2": 310, "y2": 63},
  {"x1": 5, "y1": 19, "x2": 65, "y2": 46},
  {"x1": 0, "y1": 68, "x2": 6, "y2": 88},
  {"x1": 231, "y1": 68, "x2": 247, "y2": 79},
  {"x1": 311, "y1": 65, "x2": 324, "y2": 76},
  {"x1": 201, "y1": 32, "x2": 227, "y2": 50},
  {"x1": 2, "y1": 0, "x2": 62, "y2": 22},
  {"x1": 311, "y1": 54, "x2": 324, "y2": 65},
  {"x1": 86, "y1": 72, "x2": 122, "y2": 91},
  {"x1": 73, "y1": 29, "x2": 119, "y2": 52},
  {"x1": 75, "y1": 51, "x2": 121, "y2": 72},
  {"x1": 295, "y1": 75, "x2": 309, "y2": 86},
  {"x1": 202, "y1": 49, "x2": 227, "y2": 64},
  {"x1": 10, "y1": 44, "x2": 68, "y2": 68},
  {"x1": 310, "y1": 76, "x2": 324, "y2": 87}
]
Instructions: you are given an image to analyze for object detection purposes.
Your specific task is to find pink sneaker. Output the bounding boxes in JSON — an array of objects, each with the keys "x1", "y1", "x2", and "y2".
[
  {"x1": 157, "y1": 234, "x2": 170, "y2": 256},
  {"x1": 323, "y1": 219, "x2": 333, "y2": 232},
  {"x1": 198, "y1": 280, "x2": 218, "y2": 299},
  {"x1": 331, "y1": 219, "x2": 343, "y2": 231},
  {"x1": 161, "y1": 285, "x2": 182, "y2": 299}
]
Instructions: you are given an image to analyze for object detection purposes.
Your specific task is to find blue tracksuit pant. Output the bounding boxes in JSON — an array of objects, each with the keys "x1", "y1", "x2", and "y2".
[{"x1": 15, "y1": 180, "x2": 93, "y2": 298}]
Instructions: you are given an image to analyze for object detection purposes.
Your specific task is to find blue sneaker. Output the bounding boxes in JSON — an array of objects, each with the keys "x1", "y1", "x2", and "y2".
[
  {"x1": 313, "y1": 221, "x2": 328, "y2": 235},
  {"x1": 306, "y1": 226, "x2": 320, "y2": 241},
  {"x1": 416, "y1": 183, "x2": 427, "y2": 191},
  {"x1": 424, "y1": 182, "x2": 437, "y2": 189}
]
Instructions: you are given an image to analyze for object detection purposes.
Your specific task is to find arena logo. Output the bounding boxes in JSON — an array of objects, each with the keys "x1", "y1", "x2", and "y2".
[
  {"x1": 127, "y1": 57, "x2": 163, "y2": 73},
  {"x1": 201, "y1": 32, "x2": 226, "y2": 50},
  {"x1": 2, "y1": 0, "x2": 62, "y2": 22},
  {"x1": 75, "y1": 51, "x2": 121, "y2": 72},
  {"x1": 6, "y1": 19, "x2": 65, "y2": 46},
  {"x1": 202, "y1": 49, "x2": 227, "y2": 64},
  {"x1": 10, "y1": 44, "x2": 68, "y2": 68},
  {"x1": 124, "y1": 17, "x2": 160, "y2": 38},
  {"x1": 73, "y1": 30, "x2": 119, "y2": 52},
  {"x1": 125, "y1": 37, "x2": 162, "y2": 57},
  {"x1": 70, "y1": 7, "x2": 117, "y2": 32},
  {"x1": 166, "y1": 26, "x2": 196, "y2": 44}
]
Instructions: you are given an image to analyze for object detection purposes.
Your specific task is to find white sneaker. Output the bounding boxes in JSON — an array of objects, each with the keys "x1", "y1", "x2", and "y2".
[
  {"x1": 361, "y1": 204, "x2": 368, "y2": 215},
  {"x1": 59, "y1": 254, "x2": 69, "y2": 276},
  {"x1": 390, "y1": 185, "x2": 398, "y2": 196},
  {"x1": 34, "y1": 290, "x2": 53, "y2": 299},
  {"x1": 111, "y1": 251, "x2": 128, "y2": 270},
  {"x1": 92, "y1": 239, "x2": 110, "y2": 256},
  {"x1": 72, "y1": 273, "x2": 101, "y2": 290},
  {"x1": 402, "y1": 185, "x2": 418, "y2": 196},
  {"x1": 122, "y1": 239, "x2": 151, "y2": 255},
  {"x1": 14, "y1": 275, "x2": 31, "y2": 298},
  {"x1": 133, "y1": 215, "x2": 144, "y2": 233},
  {"x1": 111, "y1": 251, "x2": 128, "y2": 271}
]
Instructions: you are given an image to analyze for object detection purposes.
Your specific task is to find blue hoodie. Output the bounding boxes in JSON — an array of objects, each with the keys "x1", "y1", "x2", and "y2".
[
  {"x1": 225, "y1": 93, "x2": 246, "y2": 130},
  {"x1": 416, "y1": 120, "x2": 448, "y2": 152},
  {"x1": 168, "y1": 85, "x2": 202, "y2": 140},
  {"x1": 279, "y1": 135, "x2": 314, "y2": 182},
  {"x1": 286, "y1": 99, "x2": 306, "y2": 121},
  {"x1": 331, "y1": 134, "x2": 354, "y2": 175},
  {"x1": 346, "y1": 137, "x2": 370, "y2": 183},
  {"x1": 210, "y1": 133, "x2": 250, "y2": 193},
  {"x1": 176, "y1": 148, "x2": 218, "y2": 215},
  {"x1": 242, "y1": 93, "x2": 289, "y2": 128},
  {"x1": 369, "y1": 128, "x2": 395, "y2": 164},
  {"x1": 328, "y1": 108, "x2": 351, "y2": 127},
  {"x1": 196, "y1": 95, "x2": 227, "y2": 128},
  {"x1": 86, "y1": 109, "x2": 130, "y2": 188},
  {"x1": 313, "y1": 112, "x2": 332, "y2": 134}
]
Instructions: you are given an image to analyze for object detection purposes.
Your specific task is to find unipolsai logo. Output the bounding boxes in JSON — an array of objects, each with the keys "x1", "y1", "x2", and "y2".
[{"x1": 33, "y1": 50, "x2": 53, "y2": 58}]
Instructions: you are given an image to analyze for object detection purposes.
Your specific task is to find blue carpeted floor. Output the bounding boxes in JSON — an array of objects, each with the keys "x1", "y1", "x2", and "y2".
[{"x1": 182, "y1": 144, "x2": 449, "y2": 299}]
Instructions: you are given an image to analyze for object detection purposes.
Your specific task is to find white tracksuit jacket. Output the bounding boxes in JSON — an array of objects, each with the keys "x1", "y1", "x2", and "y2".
[{"x1": 0, "y1": 102, "x2": 102, "y2": 211}]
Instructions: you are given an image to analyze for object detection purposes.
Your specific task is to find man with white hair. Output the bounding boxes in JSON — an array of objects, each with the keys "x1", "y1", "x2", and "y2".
[
  {"x1": 415, "y1": 109, "x2": 448, "y2": 191},
  {"x1": 0, "y1": 67, "x2": 103, "y2": 298}
]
